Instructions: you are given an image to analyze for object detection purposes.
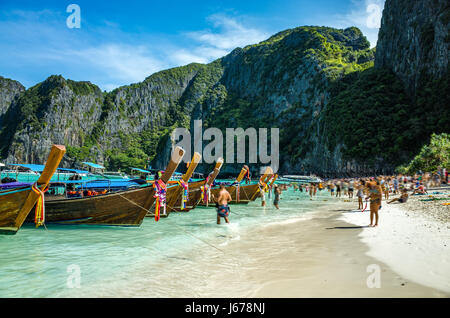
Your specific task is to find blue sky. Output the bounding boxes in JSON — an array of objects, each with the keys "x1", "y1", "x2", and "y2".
[{"x1": 0, "y1": 0, "x2": 385, "y2": 91}]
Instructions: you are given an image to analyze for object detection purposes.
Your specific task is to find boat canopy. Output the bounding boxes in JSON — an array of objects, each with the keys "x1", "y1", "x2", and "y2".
[
  {"x1": 131, "y1": 167, "x2": 152, "y2": 174},
  {"x1": 0, "y1": 182, "x2": 32, "y2": 190},
  {"x1": 82, "y1": 162, "x2": 105, "y2": 169},
  {"x1": 0, "y1": 163, "x2": 5, "y2": 167},
  {"x1": 8, "y1": 164, "x2": 45, "y2": 172},
  {"x1": 58, "y1": 168, "x2": 89, "y2": 174},
  {"x1": 7, "y1": 164, "x2": 89, "y2": 174}
]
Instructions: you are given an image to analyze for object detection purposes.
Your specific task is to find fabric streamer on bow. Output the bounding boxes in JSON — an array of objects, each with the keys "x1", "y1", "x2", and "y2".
[
  {"x1": 200, "y1": 184, "x2": 211, "y2": 206},
  {"x1": 153, "y1": 179, "x2": 167, "y2": 221},
  {"x1": 178, "y1": 180, "x2": 189, "y2": 210},
  {"x1": 31, "y1": 183, "x2": 46, "y2": 228}
]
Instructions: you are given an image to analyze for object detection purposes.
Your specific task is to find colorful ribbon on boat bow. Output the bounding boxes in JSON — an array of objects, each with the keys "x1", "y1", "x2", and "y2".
[
  {"x1": 31, "y1": 183, "x2": 46, "y2": 228},
  {"x1": 178, "y1": 180, "x2": 189, "y2": 210},
  {"x1": 200, "y1": 184, "x2": 211, "y2": 206},
  {"x1": 235, "y1": 183, "x2": 240, "y2": 202},
  {"x1": 153, "y1": 179, "x2": 167, "y2": 222}
]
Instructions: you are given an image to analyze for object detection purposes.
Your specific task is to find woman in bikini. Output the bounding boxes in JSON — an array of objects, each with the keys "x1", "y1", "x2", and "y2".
[{"x1": 366, "y1": 180, "x2": 382, "y2": 227}]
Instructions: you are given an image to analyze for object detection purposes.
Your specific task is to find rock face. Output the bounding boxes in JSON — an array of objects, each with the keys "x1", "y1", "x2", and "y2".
[
  {"x1": 0, "y1": 76, "x2": 25, "y2": 126},
  {"x1": 0, "y1": 6, "x2": 447, "y2": 176},
  {"x1": 375, "y1": 0, "x2": 450, "y2": 96},
  {"x1": 1, "y1": 76, "x2": 104, "y2": 164}
]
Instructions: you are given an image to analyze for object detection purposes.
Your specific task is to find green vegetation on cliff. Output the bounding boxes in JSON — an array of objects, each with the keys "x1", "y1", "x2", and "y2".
[
  {"x1": 396, "y1": 133, "x2": 450, "y2": 174},
  {"x1": 1, "y1": 22, "x2": 447, "y2": 175}
]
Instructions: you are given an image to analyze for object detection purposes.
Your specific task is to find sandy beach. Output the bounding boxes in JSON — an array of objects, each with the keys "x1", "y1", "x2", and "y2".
[{"x1": 186, "y1": 189, "x2": 450, "y2": 298}]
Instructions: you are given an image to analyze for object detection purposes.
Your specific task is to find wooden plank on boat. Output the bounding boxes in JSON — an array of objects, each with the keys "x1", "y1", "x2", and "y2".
[
  {"x1": 249, "y1": 166, "x2": 274, "y2": 201},
  {"x1": 0, "y1": 145, "x2": 66, "y2": 234},
  {"x1": 162, "y1": 152, "x2": 202, "y2": 214}
]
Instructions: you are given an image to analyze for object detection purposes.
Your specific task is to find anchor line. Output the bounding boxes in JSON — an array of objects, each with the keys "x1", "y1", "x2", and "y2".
[{"x1": 117, "y1": 193, "x2": 224, "y2": 253}]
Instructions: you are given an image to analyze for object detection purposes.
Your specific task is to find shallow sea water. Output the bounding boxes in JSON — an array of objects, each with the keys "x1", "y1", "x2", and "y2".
[{"x1": 0, "y1": 187, "x2": 336, "y2": 297}]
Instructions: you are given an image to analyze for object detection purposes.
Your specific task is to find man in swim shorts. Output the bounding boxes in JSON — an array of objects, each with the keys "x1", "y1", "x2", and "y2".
[{"x1": 215, "y1": 184, "x2": 232, "y2": 224}]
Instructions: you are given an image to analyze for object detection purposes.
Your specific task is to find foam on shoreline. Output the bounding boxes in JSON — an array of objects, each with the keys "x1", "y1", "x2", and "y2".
[{"x1": 340, "y1": 202, "x2": 450, "y2": 293}]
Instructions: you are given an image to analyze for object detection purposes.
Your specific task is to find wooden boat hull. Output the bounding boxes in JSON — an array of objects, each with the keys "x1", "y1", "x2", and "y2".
[
  {"x1": 0, "y1": 144, "x2": 66, "y2": 235},
  {"x1": 197, "y1": 183, "x2": 260, "y2": 206},
  {"x1": 23, "y1": 146, "x2": 186, "y2": 227},
  {"x1": 168, "y1": 180, "x2": 204, "y2": 212},
  {"x1": 0, "y1": 186, "x2": 35, "y2": 234},
  {"x1": 147, "y1": 184, "x2": 194, "y2": 218},
  {"x1": 25, "y1": 185, "x2": 156, "y2": 226}
]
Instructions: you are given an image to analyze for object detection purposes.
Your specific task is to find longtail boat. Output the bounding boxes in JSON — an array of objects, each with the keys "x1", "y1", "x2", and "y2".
[
  {"x1": 147, "y1": 152, "x2": 202, "y2": 218},
  {"x1": 25, "y1": 146, "x2": 185, "y2": 226},
  {"x1": 0, "y1": 145, "x2": 66, "y2": 235},
  {"x1": 234, "y1": 166, "x2": 273, "y2": 203},
  {"x1": 172, "y1": 157, "x2": 224, "y2": 212},
  {"x1": 198, "y1": 166, "x2": 273, "y2": 205}
]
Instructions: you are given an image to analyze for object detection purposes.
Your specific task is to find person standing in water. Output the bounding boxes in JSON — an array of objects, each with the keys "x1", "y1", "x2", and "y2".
[
  {"x1": 357, "y1": 182, "x2": 365, "y2": 210},
  {"x1": 260, "y1": 184, "x2": 267, "y2": 207},
  {"x1": 273, "y1": 184, "x2": 281, "y2": 209},
  {"x1": 309, "y1": 183, "x2": 316, "y2": 200},
  {"x1": 214, "y1": 184, "x2": 232, "y2": 224}
]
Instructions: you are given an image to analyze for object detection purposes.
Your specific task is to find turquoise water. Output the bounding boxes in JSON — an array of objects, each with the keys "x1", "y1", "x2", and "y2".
[{"x1": 0, "y1": 188, "x2": 335, "y2": 297}]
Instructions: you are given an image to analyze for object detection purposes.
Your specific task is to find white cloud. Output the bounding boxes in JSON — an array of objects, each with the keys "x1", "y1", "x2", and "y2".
[
  {"x1": 1, "y1": 10, "x2": 270, "y2": 91},
  {"x1": 68, "y1": 44, "x2": 167, "y2": 84},
  {"x1": 188, "y1": 14, "x2": 269, "y2": 50},
  {"x1": 334, "y1": 0, "x2": 385, "y2": 47},
  {"x1": 176, "y1": 14, "x2": 270, "y2": 64}
]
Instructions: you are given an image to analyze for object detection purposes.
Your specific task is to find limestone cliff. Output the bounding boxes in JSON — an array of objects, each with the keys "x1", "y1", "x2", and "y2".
[
  {"x1": 0, "y1": 6, "x2": 448, "y2": 176},
  {"x1": 375, "y1": 0, "x2": 449, "y2": 97},
  {"x1": 0, "y1": 76, "x2": 25, "y2": 127}
]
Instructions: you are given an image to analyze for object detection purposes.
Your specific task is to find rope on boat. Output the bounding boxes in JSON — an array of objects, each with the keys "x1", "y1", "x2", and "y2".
[
  {"x1": 172, "y1": 223, "x2": 225, "y2": 253},
  {"x1": 31, "y1": 183, "x2": 46, "y2": 228},
  {"x1": 117, "y1": 193, "x2": 225, "y2": 253},
  {"x1": 117, "y1": 193, "x2": 151, "y2": 213}
]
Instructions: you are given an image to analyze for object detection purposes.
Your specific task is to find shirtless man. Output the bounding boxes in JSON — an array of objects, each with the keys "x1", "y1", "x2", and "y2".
[{"x1": 215, "y1": 184, "x2": 232, "y2": 224}]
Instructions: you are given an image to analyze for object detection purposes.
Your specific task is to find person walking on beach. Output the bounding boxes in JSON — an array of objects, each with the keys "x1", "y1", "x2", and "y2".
[
  {"x1": 348, "y1": 179, "x2": 354, "y2": 199},
  {"x1": 336, "y1": 182, "x2": 341, "y2": 198},
  {"x1": 343, "y1": 180, "x2": 349, "y2": 197},
  {"x1": 273, "y1": 184, "x2": 281, "y2": 209},
  {"x1": 393, "y1": 177, "x2": 399, "y2": 194},
  {"x1": 357, "y1": 182, "x2": 365, "y2": 210},
  {"x1": 367, "y1": 180, "x2": 382, "y2": 227},
  {"x1": 215, "y1": 184, "x2": 232, "y2": 224},
  {"x1": 329, "y1": 182, "x2": 335, "y2": 196}
]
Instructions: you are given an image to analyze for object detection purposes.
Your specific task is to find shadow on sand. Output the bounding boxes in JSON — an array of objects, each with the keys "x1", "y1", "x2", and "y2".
[{"x1": 326, "y1": 226, "x2": 369, "y2": 230}]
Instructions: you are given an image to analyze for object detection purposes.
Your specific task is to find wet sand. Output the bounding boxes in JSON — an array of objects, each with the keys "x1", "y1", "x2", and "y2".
[{"x1": 196, "y1": 203, "x2": 449, "y2": 298}]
